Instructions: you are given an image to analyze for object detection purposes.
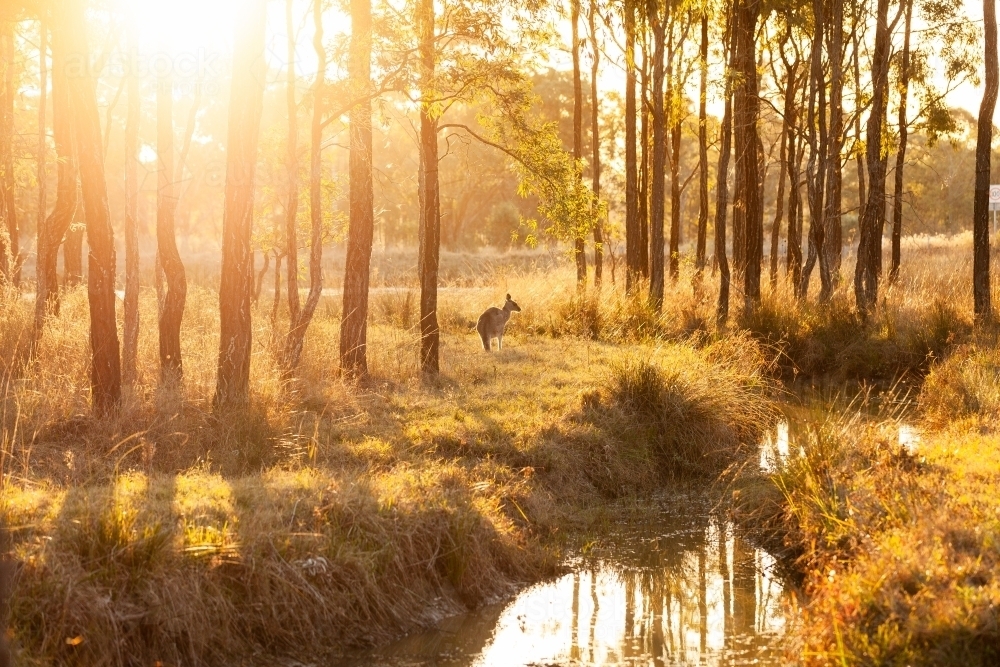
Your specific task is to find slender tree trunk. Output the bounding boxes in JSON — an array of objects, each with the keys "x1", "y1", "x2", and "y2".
[
  {"x1": 571, "y1": 0, "x2": 587, "y2": 287},
  {"x1": 340, "y1": 0, "x2": 375, "y2": 375},
  {"x1": 695, "y1": 6, "x2": 709, "y2": 281},
  {"x1": 284, "y1": 0, "x2": 301, "y2": 330},
  {"x1": 649, "y1": 14, "x2": 667, "y2": 309},
  {"x1": 157, "y1": 68, "x2": 186, "y2": 383},
  {"x1": 418, "y1": 0, "x2": 441, "y2": 374},
  {"x1": 715, "y1": 15, "x2": 736, "y2": 325},
  {"x1": 733, "y1": 0, "x2": 762, "y2": 310},
  {"x1": 122, "y1": 20, "x2": 140, "y2": 388},
  {"x1": 639, "y1": 39, "x2": 650, "y2": 278},
  {"x1": 271, "y1": 250, "x2": 283, "y2": 326},
  {"x1": 889, "y1": 0, "x2": 913, "y2": 285},
  {"x1": 852, "y1": 5, "x2": 866, "y2": 216},
  {"x1": 668, "y1": 98, "x2": 682, "y2": 282},
  {"x1": 0, "y1": 22, "x2": 16, "y2": 286},
  {"x1": 770, "y1": 41, "x2": 795, "y2": 287},
  {"x1": 36, "y1": 19, "x2": 47, "y2": 287},
  {"x1": 823, "y1": 0, "x2": 845, "y2": 295},
  {"x1": 974, "y1": 0, "x2": 998, "y2": 319},
  {"x1": 589, "y1": 0, "x2": 603, "y2": 287},
  {"x1": 34, "y1": 21, "x2": 76, "y2": 323},
  {"x1": 854, "y1": 0, "x2": 892, "y2": 315},
  {"x1": 215, "y1": 0, "x2": 267, "y2": 408},
  {"x1": 284, "y1": 0, "x2": 326, "y2": 373},
  {"x1": 785, "y1": 66, "x2": 803, "y2": 287},
  {"x1": 64, "y1": 1, "x2": 121, "y2": 413},
  {"x1": 624, "y1": 0, "x2": 639, "y2": 290},
  {"x1": 799, "y1": 0, "x2": 830, "y2": 300}
]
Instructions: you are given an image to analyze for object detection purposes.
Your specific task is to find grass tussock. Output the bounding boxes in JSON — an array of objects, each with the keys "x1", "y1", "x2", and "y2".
[
  {"x1": 744, "y1": 365, "x2": 1000, "y2": 665},
  {"x1": 595, "y1": 334, "x2": 776, "y2": 476},
  {"x1": 0, "y1": 277, "x2": 775, "y2": 665}
]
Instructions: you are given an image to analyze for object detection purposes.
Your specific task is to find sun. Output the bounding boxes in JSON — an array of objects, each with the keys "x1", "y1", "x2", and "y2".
[{"x1": 120, "y1": 0, "x2": 241, "y2": 52}]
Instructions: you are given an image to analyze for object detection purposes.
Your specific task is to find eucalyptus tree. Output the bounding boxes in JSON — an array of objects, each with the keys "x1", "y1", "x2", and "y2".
[
  {"x1": 571, "y1": 0, "x2": 587, "y2": 287},
  {"x1": 624, "y1": 0, "x2": 640, "y2": 289},
  {"x1": 714, "y1": 10, "x2": 735, "y2": 325},
  {"x1": 694, "y1": 0, "x2": 708, "y2": 281},
  {"x1": 588, "y1": 0, "x2": 604, "y2": 286},
  {"x1": 974, "y1": 0, "x2": 998, "y2": 319},
  {"x1": 647, "y1": 0, "x2": 666, "y2": 309},
  {"x1": 0, "y1": 20, "x2": 16, "y2": 286},
  {"x1": 63, "y1": 0, "x2": 122, "y2": 412},
  {"x1": 122, "y1": 15, "x2": 139, "y2": 387},
  {"x1": 283, "y1": 0, "x2": 325, "y2": 374},
  {"x1": 215, "y1": 0, "x2": 267, "y2": 408}
]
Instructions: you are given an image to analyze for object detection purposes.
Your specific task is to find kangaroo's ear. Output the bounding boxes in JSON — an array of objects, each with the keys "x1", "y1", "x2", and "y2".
[{"x1": 506, "y1": 293, "x2": 511, "y2": 300}]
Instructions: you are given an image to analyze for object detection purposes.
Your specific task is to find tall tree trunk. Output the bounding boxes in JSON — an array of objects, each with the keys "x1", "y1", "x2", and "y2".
[
  {"x1": 639, "y1": 38, "x2": 650, "y2": 278},
  {"x1": 284, "y1": 0, "x2": 301, "y2": 331},
  {"x1": 715, "y1": 13, "x2": 736, "y2": 325},
  {"x1": 418, "y1": 0, "x2": 441, "y2": 374},
  {"x1": 668, "y1": 96, "x2": 682, "y2": 282},
  {"x1": 63, "y1": 1, "x2": 121, "y2": 413},
  {"x1": 122, "y1": 19, "x2": 140, "y2": 388},
  {"x1": 624, "y1": 0, "x2": 639, "y2": 290},
  {"x1": 889, "y1": 0, "x2": 913, "y2": 285},
  {"x1": 851, "y1": 4, "x2": 866, "y2": 216},
  {"x1": 785, "y1": 61, "x2": 803, "y2": 287},
  {"x1": 284, "y1": 0, "x2": 326, "y2": 373},
  {"x1": 974, "y1": 0, "x2": 998, "y2": 319},
  {"x1": 36, "y1": 19, "x2": 47, "y2": 288},
  {"x1": 340, "y1": 0, "x2": 375, "y2": 375},
  {"x1": 571, "y1": 0, "x2": 587, "y2": 287},
  {"x1": 649, "y1": 14, "x2": 667, "y2": 309},
  {"x1": 799, "y1": 0, "x2": 830, "y2": 300},
  {"x1": 157, "y1": 69, "x2": 186, "y2": 383},
  {"x1": 770, "y1": 36, "x2": 795, "y2": 287},
  {"x1": 823, "y1": 0, "x2": 845, "y2": 294},
  {"x1": 589, "y1": 0, "x2": 603, "y2": 287},
  {"x1": 733, "y1": 0, "x2": 762, "y2": 310},
  {"x1": 215, "y1": 0, "x2": 267, "y2": 408},
  {"x1": 34, "y1": 19, "x2": 76, "y2": 323},
  {"x1": 0, "y1": 22, "x2": 16, "y2": 286},
  {"x1": 695, "y1": 6, "x2": 709, "y2": 281},
  {"x1": 854, "y1": 0, "x2": 892, "y2": 315}
]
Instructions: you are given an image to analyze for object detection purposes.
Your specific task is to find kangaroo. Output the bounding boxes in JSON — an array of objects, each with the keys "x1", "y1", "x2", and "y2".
[{"x1": 477, "y1": 294, "x2": 521, "y2": 351}]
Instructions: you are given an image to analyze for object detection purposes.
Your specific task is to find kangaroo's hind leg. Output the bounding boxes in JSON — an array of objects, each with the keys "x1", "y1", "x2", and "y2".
[{"x1": 477, "y1": 321, "x2": 491, "y2": 351}]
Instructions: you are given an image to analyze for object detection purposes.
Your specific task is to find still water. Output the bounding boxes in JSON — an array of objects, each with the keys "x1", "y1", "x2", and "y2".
[{"x1": 338, "y1": 496, "x2": 788, "y2": 666}]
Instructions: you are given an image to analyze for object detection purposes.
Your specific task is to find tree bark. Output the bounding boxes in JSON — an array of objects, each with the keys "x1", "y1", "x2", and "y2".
[
  {"x1": 215, "y1": 0, "x2": 267, "y2": 408},
  {"x1": 639, "y1": 37, "x2": 650, "y2": 278},
  {"x1": 715, "y1": 13, "x2": 736, "y2": 326},
  {"x1": 851, "y1": 4, "x2": 866, "y2": 217},
  {"x1": 0, "y1": 22, "x2": 17, "y2": 286},
  {"x1": 589, "y1": 0, "x2": 603, "y2": 287},
  {"x1": 785, "y1": 52, "x2": 803, "y2": 288},
  {"x1": 854, "y1": 0, "x2": 892, "y2": 315},
  {"x1": 34, "y1": 19, "x2": 76, "y2": 323},
  {"x1": 340, "y1": 0, "x2": 375, "y2": 375},
  {"x1": 624, "y1": 0, "x2": 640, "y2": 290},
  {"x1": 284, "y1": 0, "x2": 326, "y2": 373},
  {"x1": 649, "y1": 13, "x2": 666, "y2": 310},
  {"x1": 157, "y1": 68, "x2": 186, "y2": 383},
  {"x1": 974, "y1": 0, "x2": 998, "y2": 319},
  {"x1": 418, "y1": 0, "x2": 441, "y2": 374},
  {"x1": 770, "y1": 35, "x2": 795, "y2": 287},
  {"x1": 36, "y1": 19, "x2": 47, "y2": 289},
  {"x1": 122, "y1": 19, "x2": 140, "y2": 388},
  {"x1": 63, "y1": 225, "x2": 84, "y2": 285},
  {"x1": 63, "y1": 1, "x2": 122, "y2": 413},
  {"x1": 733, "y1": 0, "x2": 762, "y2": 310},
  {"x1": 695, "y1": 7, "x2": 708, "y2": 281},
  {"x1": 889, "y1": 0, "x2": 913, "y2": 285},
  {"x1": 823, "y1": 0, "x2": 845, "y2": 292},
  {"x1": 571, "y1": 0, "x2": 587, "y2": 287},
  {"x1": 284, "y1": 0, "x2": 301, "y2": 330}
]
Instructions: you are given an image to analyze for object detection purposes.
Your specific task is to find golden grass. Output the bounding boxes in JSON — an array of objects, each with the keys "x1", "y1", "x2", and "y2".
[{"x1": 0, "y1": 272, "x2": 776, "y2": 665}]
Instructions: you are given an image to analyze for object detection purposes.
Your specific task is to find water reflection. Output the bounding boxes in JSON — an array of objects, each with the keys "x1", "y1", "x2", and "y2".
[
  {"x1": 337, "y1": 500, "x2": 785, "y2": 666},
  {"x1": 760, "y1": 411, "x2": 921, "y2": 473}
]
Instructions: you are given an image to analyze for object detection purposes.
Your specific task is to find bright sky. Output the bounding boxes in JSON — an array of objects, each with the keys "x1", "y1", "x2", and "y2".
[{"x1": 120, "y1": 0, "x2": 990, "y2": 118}]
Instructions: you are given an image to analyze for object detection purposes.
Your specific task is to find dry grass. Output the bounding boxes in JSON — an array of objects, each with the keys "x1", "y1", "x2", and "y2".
[{"x1": 0, "y1": 271, "x2": 775, "y2": 665}]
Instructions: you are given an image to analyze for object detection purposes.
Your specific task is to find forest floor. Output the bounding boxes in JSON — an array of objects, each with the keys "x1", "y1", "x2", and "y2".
[{"x1": 1, "y1": 233, "x2": 999, "y2": 665}]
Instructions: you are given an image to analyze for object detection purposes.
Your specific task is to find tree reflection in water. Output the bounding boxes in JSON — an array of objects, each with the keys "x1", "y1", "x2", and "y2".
[{"x1": 338, "y1": 495, "x2": 787, "y2": 666}]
